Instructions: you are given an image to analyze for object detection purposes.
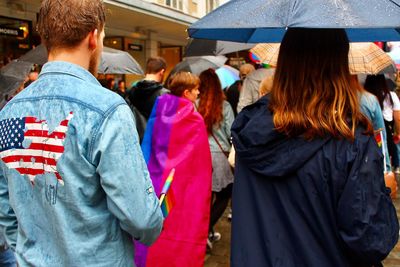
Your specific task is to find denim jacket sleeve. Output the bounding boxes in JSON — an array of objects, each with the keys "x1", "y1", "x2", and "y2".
[
  {"x1": 91, "y1": 103, "x2": 163, "y2": 245},
  {"x1": 0, "y1": 169, "x2": 17, "y2": 250}
]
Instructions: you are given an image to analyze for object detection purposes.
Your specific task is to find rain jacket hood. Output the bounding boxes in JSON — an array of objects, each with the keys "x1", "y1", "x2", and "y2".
[
  {"x1": 232, "y1": 95, "x2": 328, "y2": 178},
  {"x1": 133, "y1": 80, "x2": 164, "y2": 97}
]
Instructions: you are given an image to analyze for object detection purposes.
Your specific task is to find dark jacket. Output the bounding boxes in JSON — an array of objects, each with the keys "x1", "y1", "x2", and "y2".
[
  {"x1": 128, "y1": 80, "x2": 169, "y2": 120},
  {"x1": 231, "y1": 95, "x2": 399, "y2": 267},
  {"x1": 225, "y1": 80, "x2": 242, "y2": 117}
]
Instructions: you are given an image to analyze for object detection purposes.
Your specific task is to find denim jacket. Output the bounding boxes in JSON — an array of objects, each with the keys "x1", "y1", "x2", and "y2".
[
  {"x1": 208, "y1": 101, "x2": 234, "y2": 152},
  {"x1": 0, "y1": 61, "x2": 163, "y2": 266}
]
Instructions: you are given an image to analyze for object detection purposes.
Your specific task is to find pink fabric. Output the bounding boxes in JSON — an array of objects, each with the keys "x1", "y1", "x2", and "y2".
[{"x1": 136, "y1": 95, "x2": 212, "y2": 267}]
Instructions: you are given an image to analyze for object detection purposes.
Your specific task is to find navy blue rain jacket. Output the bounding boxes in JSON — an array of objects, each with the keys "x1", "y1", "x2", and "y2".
[{"x1": 231, "y1": 96, "x2": 399, "y2": 267}]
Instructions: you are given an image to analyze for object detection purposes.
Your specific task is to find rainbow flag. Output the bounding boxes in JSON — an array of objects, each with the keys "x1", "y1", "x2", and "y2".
[
  {"x1": 375, "y1": 130, "x2": 383, "y2": 147},
  {"x1": 159, "y1": 169, "x2": 175, "y2": 218},
  {"x1": 134, "y1": 94, "x2": 212, "y2": 267},
  {"x1": 375, "y1": 129, "x2": 387, "y2": 173}
]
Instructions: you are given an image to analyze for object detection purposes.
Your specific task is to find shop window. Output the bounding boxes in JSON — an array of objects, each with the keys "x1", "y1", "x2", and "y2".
[
  {"x1": 0, "y1": 16, "x2": 32, "y2": 68},
  {"x1": 165, "y1": 0, "x2": 183, "y2": 11},
  {"x1": 207, "y1": 0, "x2": 220, "y2": 13}
]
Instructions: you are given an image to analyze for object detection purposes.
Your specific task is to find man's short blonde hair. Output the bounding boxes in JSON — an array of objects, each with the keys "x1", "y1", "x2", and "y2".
[{"x1": 239, "y1": 64, "x2": 255, "y2": 80}]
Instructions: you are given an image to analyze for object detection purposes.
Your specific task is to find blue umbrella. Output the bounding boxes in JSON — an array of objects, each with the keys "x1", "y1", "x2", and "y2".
[{"x1": 189, "y1": 0, "x2": 400, "y2": 43}]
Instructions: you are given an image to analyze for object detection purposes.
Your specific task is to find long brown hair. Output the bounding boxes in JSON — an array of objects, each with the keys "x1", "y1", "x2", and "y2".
[
  {"x1": 198, "y1": 69, "x2": 225, "y2": 134},
  {"x1": 269, "y1": 28, "x2": 372, "y2": 140},
  {"x1": 364, "y1": 74, "x2": 393, "y2": 110}
]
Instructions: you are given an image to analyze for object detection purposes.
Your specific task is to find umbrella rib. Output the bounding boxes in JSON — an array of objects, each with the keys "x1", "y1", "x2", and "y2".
[{"x1": 388, "y1": 0, "x2": 400, "y2": 8}]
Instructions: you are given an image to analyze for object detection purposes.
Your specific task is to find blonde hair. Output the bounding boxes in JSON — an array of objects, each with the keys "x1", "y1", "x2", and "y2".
[
  {"x1": 239, "y1": 64, "x2": 255, "y2": 80},
  {"x1": 168, "y1": 72, "x2": 200, "y2": 97}
]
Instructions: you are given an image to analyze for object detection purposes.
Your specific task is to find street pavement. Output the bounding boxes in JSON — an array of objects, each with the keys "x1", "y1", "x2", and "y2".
[{"x1": 205, "y1": 193, "x2": 400, "y2": 267}]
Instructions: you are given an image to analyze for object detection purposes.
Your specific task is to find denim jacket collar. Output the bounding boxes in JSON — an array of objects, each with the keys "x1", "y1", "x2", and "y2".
[{"x1": 39, "y1": 61, "x2": 101, "y2": 86}]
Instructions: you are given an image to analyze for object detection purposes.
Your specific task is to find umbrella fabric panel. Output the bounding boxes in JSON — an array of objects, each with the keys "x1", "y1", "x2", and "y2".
[
  {"x1": 169, "y1": 56, "x2": 227, "y2": 76},
  {"x1": 99, "y1": 47, "x2": 144, "y2": 75},
  {"x1": 19, "y1": 45, "x2": 47, "y2": 66},
  {"x1": 349, "y1": 43, "x2": 397, "y2": 74},
  {"x1": 1, "y1": 60, "x2": 34, "y2": 80},
  {"x1": 188, "y1": 0, "x2": 400, "y2": 42},
  {"x1": 251, "y1": 42, "x2": 397, "y2": 75},
  {"x1": 17, "y1": 45, "x2": 144, "y2": 75},
  {"x1": 184, "y1": 39, "x2": 255, "y2": 57},
  {"x1": 250, "y1": 43, "x2": 280, "y2": 66},
  {"x1": 0, "y1": 75, "x2": 25, "y2": 108},
  {"x1": 0, "y1": 60, "x2": 33, "y2": 105},
  {"x1": 216, "y1": 65, "x2": 240, "y2": 89}
]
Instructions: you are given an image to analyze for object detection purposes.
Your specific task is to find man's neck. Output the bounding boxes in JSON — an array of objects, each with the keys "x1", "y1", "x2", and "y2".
[
  {"x1": 48, "y1": 48, "x2": 90, "y2": 70},
  {"x1": 144, "y1": 74, "x2": 161, "y2": 83}
]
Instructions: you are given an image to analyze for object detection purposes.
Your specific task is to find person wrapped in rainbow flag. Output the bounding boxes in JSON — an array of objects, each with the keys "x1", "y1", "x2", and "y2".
[{"x1": 135, "y1": 72, "x2": 212, "y2": 267}]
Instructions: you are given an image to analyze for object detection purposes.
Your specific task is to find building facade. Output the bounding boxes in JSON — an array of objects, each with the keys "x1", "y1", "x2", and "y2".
[{"x1": 0, "y1": 0, "x2": 229, "y2": 76}]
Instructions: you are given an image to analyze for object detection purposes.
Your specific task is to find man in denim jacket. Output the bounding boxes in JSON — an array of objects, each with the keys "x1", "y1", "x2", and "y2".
[{"x1": 0, "y1": 0, "x2": 163, "y2": 266}]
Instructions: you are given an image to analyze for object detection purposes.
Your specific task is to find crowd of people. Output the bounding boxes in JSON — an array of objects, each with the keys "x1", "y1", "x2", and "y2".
[{"x1": 0, "y1": 0, "x2": 399, "y2": 267}]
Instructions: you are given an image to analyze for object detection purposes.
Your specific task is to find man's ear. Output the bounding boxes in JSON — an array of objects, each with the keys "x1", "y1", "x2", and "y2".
[{"x1": 88, "y1": 29, "x2": 98, "y2": 51}]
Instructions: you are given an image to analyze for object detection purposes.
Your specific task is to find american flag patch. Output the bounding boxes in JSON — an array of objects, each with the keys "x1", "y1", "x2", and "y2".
[{"x1": 0, "y1": 112, "x2": 73, "y2": 185}]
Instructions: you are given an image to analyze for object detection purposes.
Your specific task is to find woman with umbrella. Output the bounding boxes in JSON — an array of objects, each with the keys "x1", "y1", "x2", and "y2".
[{"x1": 231, "y1": 28, "x2": 398, "y2": 266}]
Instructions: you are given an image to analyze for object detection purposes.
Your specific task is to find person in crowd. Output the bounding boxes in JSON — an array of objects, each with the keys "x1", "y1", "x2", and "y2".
[
  {"x1": 225, "y1": 63, "x2": 255, "y2": 117},
  {"x1": 135, "y1": 71, "x2": 212, "y2": 267},
  {"x1": 358, "y1": 79, "x2": 397, "y2": 197},
  {"x1": 106, "y1": 77, "x2": 116, "y2": 91},
  {"x1": 168, "y1": 71, "x2": 200, "y2": 103},
  {"x1": 0, "y1": 1, "x2": 163, "y2": 266},
  {"x1": 231, "y1": 28, "x2": 399, "y2": 267},
  {"x1": 128, "y1": 57, "x2": 169, "y2": 120},
  {"x1": 364, "y1": 74, "x2": 400, "y2": 173},
  {"x1": 236, "y1": 67, "x2": 274, "y2": 113},
  {"x1": 197, "y1": 68, "x2": 234, "y2": 250},
  {"x1": 116, "y1": 80, "x2": 127, "y2": 98}
]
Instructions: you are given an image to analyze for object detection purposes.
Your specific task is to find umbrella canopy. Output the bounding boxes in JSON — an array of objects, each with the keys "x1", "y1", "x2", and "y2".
[
  {"x1": 250, "y1": 42, "x2": 397, "y2": 74},
  {"x1": 215, "y1": 65, "x2": 240, "y2": 89},
  {"x1": 0, "y1": 75, "x2": 25, "y2": 108},
  {"x1": 169, "y1": 56, "x2": 227, "y2": 76},
  {"x1": 188, "y1": 0, "x2": 400, "y2": 43},
  {"x1": 19, "y1": 45, "x2": 47, "y2": 66},
  {"x1": 184, "y1": 39, "x2": 255, "y2": 57},
  {"x1": 18, "y1": 44, "x2": 143, "y2": 75},
  {"x1": 0, "y1": 60, "x2": 34, "y2": 80},
  {"x1": 0, "y1": 60, "x2": 32, "y2": 108},
  {"x1": 99, "y1": 47, "x2": 143, "y2": 75}
]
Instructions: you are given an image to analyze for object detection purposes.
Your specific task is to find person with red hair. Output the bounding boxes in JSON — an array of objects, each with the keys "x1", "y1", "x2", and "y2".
[{"x1": 197, "y1": 68, "x2": 234, "y2": 250}]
